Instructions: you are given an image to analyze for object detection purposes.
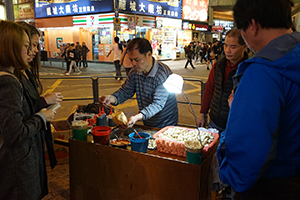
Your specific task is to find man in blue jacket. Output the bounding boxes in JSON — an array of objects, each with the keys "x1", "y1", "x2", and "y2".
[{"x1": 217, "y1": 0, "x2": 300, "y2": 199}]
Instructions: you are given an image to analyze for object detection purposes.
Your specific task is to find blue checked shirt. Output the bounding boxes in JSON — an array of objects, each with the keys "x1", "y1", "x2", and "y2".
[{"x1": 112, "y1": 58, "x2": 178, "y2": 128}]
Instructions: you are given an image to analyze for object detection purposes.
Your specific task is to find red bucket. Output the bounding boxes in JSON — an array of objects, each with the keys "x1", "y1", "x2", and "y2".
[{"x1": 92, "y1": 126, "x2": 111, "y2": 145}]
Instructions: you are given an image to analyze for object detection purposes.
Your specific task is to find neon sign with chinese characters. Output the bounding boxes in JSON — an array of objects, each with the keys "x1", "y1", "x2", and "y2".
[
  {"x1": 34, "y1": 0, "x2": 113, "y2": 18},
  {"x1": 117, "y1": 0, "x2": 182, "y2": 19}
]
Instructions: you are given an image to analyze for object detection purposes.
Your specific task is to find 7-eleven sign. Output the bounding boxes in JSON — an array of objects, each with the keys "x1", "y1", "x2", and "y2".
[{"x1": 135, "y1": 16, "x2": 143, "y2": 26}]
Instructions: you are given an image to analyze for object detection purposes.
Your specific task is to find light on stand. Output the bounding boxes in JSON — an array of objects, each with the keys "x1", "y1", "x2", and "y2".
[
  {"x1": 163, "y1": 74, "x2": 183, "y2": 93},
  {"x1": 164, "y1": 74, "x2": 202, "y2": 146}
]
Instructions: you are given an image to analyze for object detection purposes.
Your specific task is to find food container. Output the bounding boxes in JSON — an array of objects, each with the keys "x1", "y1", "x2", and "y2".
[
  {"x1": 128, "y1": 132, "x2": 151, "y2": 153},
  {"x1": 109, "y1": 139, "x2": 130, "y2": 149},
  {"x1": 91, "y1": 126, "x2": 111, "y2": 145},
  {"x1": 153, "y1": 126, "x2": 219, "y2": 158},
  {"x1": 148, "y1": 138, "x2": 157, "y2": 150}
]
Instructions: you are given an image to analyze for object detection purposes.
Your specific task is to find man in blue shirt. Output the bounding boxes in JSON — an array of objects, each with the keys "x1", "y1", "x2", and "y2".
[
  {"x1": 100, "y1": 38, "x2": 178, "y2": 128},
  {"x1": 217, "y1": 0, "x2": 300, "y2": 199}
]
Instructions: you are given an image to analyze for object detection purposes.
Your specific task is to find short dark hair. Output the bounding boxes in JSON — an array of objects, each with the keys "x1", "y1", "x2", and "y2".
[
  {"x1": 126, "y1": 38, "x2": 152, "y2": 55},
  {"x1": 114, "y1": 37, "x2": 119, "y2": 43},
  {"x1": 226, "y1": 29, "x2": 246, "y2": 46},
  {"x1": 233, "y1": 0, "x2": 293, "y2": 31}
]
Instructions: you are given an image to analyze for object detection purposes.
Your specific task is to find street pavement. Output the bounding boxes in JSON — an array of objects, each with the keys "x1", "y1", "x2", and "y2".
[{"x1": 40, "y1": 58, "x2": 211, "y2": 81}]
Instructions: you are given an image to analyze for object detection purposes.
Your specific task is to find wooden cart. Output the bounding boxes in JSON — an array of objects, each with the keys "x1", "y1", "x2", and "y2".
[{"x1": 68, "y1": 128, "x2": 218, "y2": 200}]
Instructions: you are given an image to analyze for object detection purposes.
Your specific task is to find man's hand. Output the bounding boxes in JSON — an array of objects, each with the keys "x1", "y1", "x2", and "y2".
[
  {"x1": 44, "y1": 92, "x2": 63, "y2": 105},
  {"x1": 117, "y1": 113, "x2": 143, "y2": 130},
  {"x1": 228, "y1": 90, "x2": 234, "y2": 108},
  {"x1": 99, "y1": 95, "x2": 116, "y2": 106},
  {"x1": 127, "y1": 113, "x2": 143, "y2": 128},
  {"x1": 196, "y1": 113, "x2": 206, "y2": 127}
]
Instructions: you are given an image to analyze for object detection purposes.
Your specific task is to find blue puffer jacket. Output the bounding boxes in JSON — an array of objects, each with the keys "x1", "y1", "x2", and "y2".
[{"x1": 217, "y1": 31, "x2": 300, "y2": 192}]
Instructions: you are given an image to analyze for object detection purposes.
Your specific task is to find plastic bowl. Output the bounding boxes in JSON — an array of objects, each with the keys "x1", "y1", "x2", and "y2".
[
  {"x1": 92, "y1": 126, "x2": 111, "y2": 145},
  {"x1": 128, "y1": 132, "x2": 151, "y2": 153},
  {"x1": 110, "y1": 139, "x2": 130, "y2": 149}
]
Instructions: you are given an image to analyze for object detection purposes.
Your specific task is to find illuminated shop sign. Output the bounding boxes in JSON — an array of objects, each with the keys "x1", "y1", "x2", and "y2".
[
  {"x1": 117, "y1": 0, "x2": 182, "y2": 19},
  {"x1": 34, "y1": 0, "x2": 113, "y2": 18},
  {"x1": 214, "y1": 20, "x2": 234, "y2": 28},
  {"x1": 212, "y1": 25, "x2": 223, "y2": 32},
  {"x1": 14, "y1": 4, "x2": 35, "y2": 20},
  {"x1": 182, "y1": 22, "x2": 208, "y2": 31},
  {"x1": 182, "y1": 0, "x2": 208, "y2": 22}
]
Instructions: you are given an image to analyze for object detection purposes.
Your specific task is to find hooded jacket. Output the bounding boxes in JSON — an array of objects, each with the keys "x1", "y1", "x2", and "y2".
[{"x1": 217, "y1": 32, "x2": 300, "y2": 192}]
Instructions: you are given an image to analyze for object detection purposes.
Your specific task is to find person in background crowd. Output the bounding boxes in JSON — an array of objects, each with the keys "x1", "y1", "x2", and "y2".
[
  {"x1": 120, "y1": 39, "x2": 133, "y2": 76},
  {"x1": 100, "y1": 38, "x2": 178, "y2": 128},
  {"x1": 75, "y1": 41, "x2": 82, "y2": 69},
  {"x1": 16, "y1": 21, "x2": 63, "y2": 199},
  {"x1": 184, "y1": 42, "x2": 195, "y2": 69},
  {"x1": 66, "y1": 43, "x2": 81, "y2": 75},
  {"x1": 107, "y1": 36, "x2": 123, "y2": 81},
  {"x1": 194, "y1": 41, "x2": 202, "y2": 63},
  {"x1": 206, "y1": 42, "x2": 216, "y2": 70},
  {"x1": 217, "y1": 0, "x2": 300, "y2": 199},
  {"x1": 0, "y1": 20, "x2": 56, "y2": 200},
  {"x1": 213, "y1": 40, "x2": 221, "y2": 61},
  {"x1": 157, "y1": 43, "x2": 162, "y2": 57},
  {"x1": 197, "y1": 28, "x2": 248, "y2": 200},
  {"x1": 62, "y1": 43, "x2": 70, "y2": 73},
  {"x1": 81, "y1": 42, "x2": 90, "y2": 68},
  {"x1": 200, "y1": 43, "x2": 208, "y2": 63}
]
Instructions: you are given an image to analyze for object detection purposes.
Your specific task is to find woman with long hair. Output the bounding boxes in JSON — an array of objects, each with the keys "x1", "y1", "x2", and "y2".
[
  {"x1": 16, "y1": 21, "x2": 63, "y2": 198},
  {"x1": 0, "y1": 20, "x2": 56, "y2": 199}
]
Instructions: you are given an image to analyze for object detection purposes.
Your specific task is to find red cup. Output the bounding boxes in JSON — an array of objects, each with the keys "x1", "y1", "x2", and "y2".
[{"x1": 91, "y1": 126, "x2": 111, "y2": 145}]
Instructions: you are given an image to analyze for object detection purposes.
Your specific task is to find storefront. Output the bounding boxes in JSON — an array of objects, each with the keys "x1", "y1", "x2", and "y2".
[
  {"x1": 116, "y1": 0, "x2": 182, "y2": 60},
  {"x1": 73, "y1": 13, "x2": 156, "y2": 61},
  {"x1": 151, "y1": 17, "x2": 182, "y2": 59},
  {"x1": 34, "y1": 0, "x2": 114, "y2": 60},
  {"x1": 180, "y1": 0, "x2": 209, "y2": 49},
  {"x1": 182, "y1": 21, "x2": 209, "y2": 44},
  {"x1": 212, "y1": 20, "x2": 234, "y2": 42}
]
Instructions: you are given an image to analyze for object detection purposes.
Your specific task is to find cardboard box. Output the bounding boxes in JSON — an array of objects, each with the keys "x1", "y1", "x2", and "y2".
[{"x1": 46, "y1": 130, "x2": 70, "y2": 165}]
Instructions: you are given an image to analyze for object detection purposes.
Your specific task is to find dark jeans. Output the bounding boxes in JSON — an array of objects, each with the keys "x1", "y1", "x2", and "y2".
[
  {"x1": 66, "y1": 60, "x2": 71, "y2": 72},
  {"x1": 234, "y1": 175, "x2": 300, "y2": 200},
  {"x1": 185, "y1": 57, "x2": 195, "y2": 69},
  {"x1": 82, "y1": 54, "x2": 88, "y2": 67},
  {"x1": 76, "y1": 59, "x2": 81, "y2": 67},
  {"x1": 201, "y1": 54, "x2": 207, "y2": 63},
  {"x1": 114, "y1": 60, "x2": 122, "y2": 79}
]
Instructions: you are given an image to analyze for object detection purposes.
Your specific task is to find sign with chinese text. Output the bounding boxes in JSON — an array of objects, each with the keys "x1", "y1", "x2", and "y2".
[
  {"x1": 117, "y1": 0, "x2": 182, "y2": 19},
  {"x1": 34, "y1": 0, "x2": 113, "y2": 18},
  {"x1": 127, "y1": 16, "x2": 135, "y2": 29},
  {"x1": 182, "y1": 0, "x2": 208, "y2": 22},
  {"x1": 114, "y1": 17, "x2": 121, "y2": 31}
]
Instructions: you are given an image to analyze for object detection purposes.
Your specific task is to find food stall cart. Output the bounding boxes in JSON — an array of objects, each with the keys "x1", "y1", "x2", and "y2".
[{"x1": 66, "y1": 126, "x2": 218, "y2": 200}]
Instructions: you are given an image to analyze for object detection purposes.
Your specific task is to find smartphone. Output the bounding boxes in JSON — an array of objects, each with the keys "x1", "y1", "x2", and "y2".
[{"x1": 47, "y1": 103, "x2": 61, "y2": 111}]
